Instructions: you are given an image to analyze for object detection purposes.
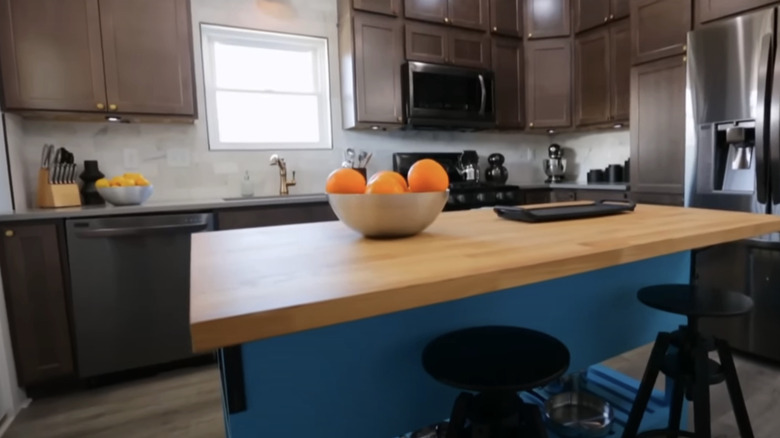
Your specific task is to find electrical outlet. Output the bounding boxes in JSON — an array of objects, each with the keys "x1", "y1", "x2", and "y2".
[
  {"x1": 123, "y1": 148, "x2": 140, "y2": 169},
  {"x1": 166, "y1": 148, "x2": 191, "y2": 168}
]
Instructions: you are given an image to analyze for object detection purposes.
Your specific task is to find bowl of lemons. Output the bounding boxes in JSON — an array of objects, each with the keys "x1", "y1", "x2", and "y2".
[{"x1": 95, "y1": 173, "x2": 154, "y2": 206}]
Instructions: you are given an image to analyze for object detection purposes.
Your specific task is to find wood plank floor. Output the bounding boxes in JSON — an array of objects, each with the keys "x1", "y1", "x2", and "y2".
[{"x1": 4, "y1": 345, "x2": 780, "y2": 438}]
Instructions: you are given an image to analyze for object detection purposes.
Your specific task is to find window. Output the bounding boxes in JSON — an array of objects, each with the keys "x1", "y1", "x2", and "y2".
[{"x1": 201, "y1": 24, "x2": 332, "y2": 150}]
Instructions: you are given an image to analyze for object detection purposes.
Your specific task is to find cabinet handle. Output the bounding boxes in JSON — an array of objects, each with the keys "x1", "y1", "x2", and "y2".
[
  {"x1": 603, "y1": 16, "x2": 608, "y2": 22},
  {"x1": 492, "y1": 26, "x2": 498, "y2": 32},
  {"x1": 682, "y1": 44, "x2": 687, "y2": 51},
  {"x1": 109, "y1": 104, "x2": 118, "y2": 111},
  {"x1": 528, "y1": 32, "x2": 532, "y2": 38},
  {"x1": 4, "y1": 230, "x2": 13, "y2": 237},
  {"x1": 397, "y1": 116, "x2": 402, "y2": 122},
  {"x1": 444, "y1": 17, "x2": 449, "y2": 23},
  {"x1": 529, "y1": 122, "x2": 534, "y2": 127},
  {"x1": 683, "y1": 56, "x2": 687, "y2": 62},
  {"x1": 96, "y1": 103, "x2": 105, "y2": 110},
  {"x1": 609, "y1": 14, "x2": 614, "y2": 19}
]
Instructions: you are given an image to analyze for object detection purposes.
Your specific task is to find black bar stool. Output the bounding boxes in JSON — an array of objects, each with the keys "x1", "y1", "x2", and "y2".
[
  {"x1": 422, "y1": 326, "x2": 570, "y2": 438},
  {"x1": 622, "y1": 285, "x2": 755, "y2": 438}
]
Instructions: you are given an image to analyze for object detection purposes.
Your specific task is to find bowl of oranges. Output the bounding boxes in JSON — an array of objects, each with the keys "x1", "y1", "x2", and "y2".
[
  {"x1": 326, "y1": 159, "x2": 449, "y2": 238},
  {"x1": 95, "y1": 173, "x2": 154, "y2": 206}
]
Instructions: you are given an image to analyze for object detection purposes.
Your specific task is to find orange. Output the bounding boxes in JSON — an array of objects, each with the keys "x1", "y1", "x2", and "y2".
[
  {"x1": 407, "y1": 159, "x2": 449, "y2": 192},
  {"x1": 326, "y1": 168, "x2": 366, "y2": 194},
  {"x1": 368, "y1": 171, "x2": 408, "y2": 191},
  {"x1": 365, "y1": 173, "x2": 406, "y2": 194}
]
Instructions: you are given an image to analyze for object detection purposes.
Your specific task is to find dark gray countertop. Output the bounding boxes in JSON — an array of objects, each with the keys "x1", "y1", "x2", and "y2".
[
  {"x1": 0, "y1": 193, "x2": 329, "y2": 223},
  {"x1": 517, "y1": 183, "x2": 629, "y2": 191}
]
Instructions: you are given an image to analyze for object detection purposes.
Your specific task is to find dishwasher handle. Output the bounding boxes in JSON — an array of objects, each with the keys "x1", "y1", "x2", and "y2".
[{"x1": 75, "y1": 220, "x2": 210, "y2": 238}]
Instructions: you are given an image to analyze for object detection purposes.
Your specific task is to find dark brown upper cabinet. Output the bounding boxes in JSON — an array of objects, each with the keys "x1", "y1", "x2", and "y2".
[
  {"x1": 405, "y1": 0, "x2": 488, "y2": 30},
  {"x1": 525, "y1": 0, "x2": 570, "y2": 39},
  {"x1": 574, "y1": 28, "x2": 610, "y2": 126},
  {"x1": 99, "y1": 0, "x2": 195, "y2": 116},
  {"x1": 406, "y1": 22, "x2": 449, "y2": 64},
  {"x1": 0, "y1": 222, "x2": 74, "y2": 386},
  {"x1": 449, "y1": 29, "x2": 491, "y2": 68},
  {"x1": 0, "y1": 0, "x2": 107, "y2": 112},
  {"x1": 610, "y1": 19, "x2": 630, "y2": 122},
  {"x1": 630, "y1": 55, "x2": 687, "y2": 195},
  {"x1": 525, "y1": 38, "x2": 571, "y2": 129},
  {"x1": 492, "y1": 36, "x2": 524, "y2": 128},
  {"x1": 574, "y1": 0, "x2": 610, "y2": 33},
  {"x1": 631, "y1": 0, "x2": 692, "y2": 65},
  {"x1": 490, "y1": 0, "x2": 523, "y2": 37},
  {"x1": 341, "y1": 12, "x2": 405, "y2": 129},
  {"x1": 0, "y1": 0, "x2": 196, "y2": 117},
  {"x1": 611, "y1": 0, "x2": 630, "y2": 19},
  {"x1": 449, "y1": 0, "x2": 489, "y2": 30},
  {"x1": 353, "y1": 0, "x2": 401, "y2": 16},
  {"x1": 406, "y1": 23, "x2": 490, "y2": 68},
  {"x1": 697, "y1": 0, "x2": 775, "y2": 24},
  {"x1": 405, "y1": 0, "x2": 448, "y2": 23}
]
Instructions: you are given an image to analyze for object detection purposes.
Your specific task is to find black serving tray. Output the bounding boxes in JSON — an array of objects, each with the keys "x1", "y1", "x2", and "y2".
[{"x1": 494, "y1": 200, "x2": 636, "y2": 223}]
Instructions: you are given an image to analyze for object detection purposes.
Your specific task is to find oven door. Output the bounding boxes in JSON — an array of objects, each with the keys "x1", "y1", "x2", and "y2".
[{"x1": 405, "y1": 61, "x2": 495, "y2": 129}]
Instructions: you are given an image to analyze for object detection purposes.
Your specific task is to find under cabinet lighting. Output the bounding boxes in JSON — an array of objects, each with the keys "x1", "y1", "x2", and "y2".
[
  {"x1": 547, "y1": 129, "x2": 555, "y2": 134},
  {"x1": 106, "y1": 116, "x2": 122, "y2": 123},
  {"x1": 613, "y1": 123, "x2": 624, "y2": 129}
]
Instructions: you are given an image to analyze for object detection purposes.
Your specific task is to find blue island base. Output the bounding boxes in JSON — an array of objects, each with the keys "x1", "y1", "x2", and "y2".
[{"x1": 219, "y1": 252, "x2": 691, "y2": 438}]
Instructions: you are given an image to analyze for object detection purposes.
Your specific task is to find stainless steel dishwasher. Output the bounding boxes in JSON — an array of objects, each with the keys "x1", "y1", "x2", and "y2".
[{"x1": 66, "y1": 213, "x2": 214, "y2": 378}]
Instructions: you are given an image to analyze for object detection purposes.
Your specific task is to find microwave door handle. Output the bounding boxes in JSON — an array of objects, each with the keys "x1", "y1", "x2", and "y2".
[{"x1": 478, "y1": 74, "x2": 486, "y2": 115}]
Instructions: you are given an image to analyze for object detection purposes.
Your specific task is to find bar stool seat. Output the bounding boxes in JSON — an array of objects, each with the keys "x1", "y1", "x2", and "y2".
[
  {"x1": 637, "y1": 285, "x2": 754, "y2": 318},
  {"x1": 423, "y1": 326, "x2": 570, "y2": 438}
]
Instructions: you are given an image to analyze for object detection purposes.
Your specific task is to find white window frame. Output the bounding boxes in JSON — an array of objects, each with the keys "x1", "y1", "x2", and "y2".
[{"x1": 200, "y1": 24, "x2": 333, "y2": 151}]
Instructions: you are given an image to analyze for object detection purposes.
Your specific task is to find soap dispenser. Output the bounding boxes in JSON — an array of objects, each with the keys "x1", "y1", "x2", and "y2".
[{"x1": 241, "y1": 171, "x2": 254, "y2": 197}]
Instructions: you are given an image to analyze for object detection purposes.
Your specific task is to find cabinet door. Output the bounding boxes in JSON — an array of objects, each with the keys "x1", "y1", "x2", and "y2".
[
  {"x1": 630, "y1": 56, "x2": 687, "y2": 194},
  {"x1": 575, "y1": 190, "x2": 629, "y2": 201},
  {"x1": 525, "y1": 0, "x2": 571, "y2": 39},
  {"x1": 0, "y1": 223, "x2": 73, "y2": 386},
  {"x1": 610, "y1": 19, "x2": 630, "y2": 122},
  {"x1": 551, "y1": 190, "x2": 577, "y2": 202},
  {"x1": 490, "y1": 0, "x2": 523, "y2": 37},
  {"x1": 0, "y1": 0, "x2": 106, "y2": 112},
  {"x1": 631, "y1": 0, "x2": 692, "y2": 65},
  {"x1": 492, "y1": 37, "x2": 524, "y2": 129},
  {"x1": 525, "y1": 38, "x2": 571, "y2": 129},
  {"x1": 406, "y1": 22, "x2": 449, "y2": 64},
  {"x1": 449, "y1": 29, "x2": 491, "y2": 68},
  {"x1": 353, "y1": 13, "x2": 405, "y2": 124},
  {"x1": 405, "y1": 0, "x2": 448, "y2": 24},
  {"x1": 697, "y1": 0, "x2": 776, "y2": 23},
  {"x1": 353, "y1": 0, "x2": 401, "y2": 16},
  {"x1": 611, "y1": 0, "x2": 630, "y2": 19},
  {"x1": 523, "y1": 190, "x2": 551, "y2": 204},
  {"x1": 574, "y1": 0, "x2": 610, "y2": 33},
  {"x1": 574, "y1": 27, "x2": 610, "y2": 126},
  {"x1": 99, "y1": 0, "x2": 195, "y2": 116},
  {"x1": 449, "y1": 0, "x2": 489, "y2": 30}
]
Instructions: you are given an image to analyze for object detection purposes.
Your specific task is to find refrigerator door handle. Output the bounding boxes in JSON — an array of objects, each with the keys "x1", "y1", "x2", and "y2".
[
  {"x1": 770, "y1": 35, "x2": 780, "y2": 205},
  {"x1": 757, "y1": 34, "x2": 772, "y2": 205}
]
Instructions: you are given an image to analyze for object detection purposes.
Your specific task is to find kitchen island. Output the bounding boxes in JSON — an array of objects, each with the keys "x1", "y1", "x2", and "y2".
[{"x1": 190, "y1": 204, "x2": 780, "y2": 438}]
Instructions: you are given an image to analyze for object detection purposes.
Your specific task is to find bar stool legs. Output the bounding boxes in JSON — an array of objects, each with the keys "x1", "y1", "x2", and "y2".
[
  {"x1": 622, "y1": 332, "x2": 672, "y2": 437},
  {"x1": 717, "y1": 339, "x2": 754, "y2": 438}
]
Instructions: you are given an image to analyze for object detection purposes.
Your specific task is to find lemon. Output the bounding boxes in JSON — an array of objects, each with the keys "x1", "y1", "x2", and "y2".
[
  {"x1": 124, "y1": 172, "x2": 143, "y2": 180},
  {"x1": 136, "y1": 178, "x2": 151, "y2": 187},
  {"x1": 95, "y1": 178, "x2": 110, "y2": 189}
]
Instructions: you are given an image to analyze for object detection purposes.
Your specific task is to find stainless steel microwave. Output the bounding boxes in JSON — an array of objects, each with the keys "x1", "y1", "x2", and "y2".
[{"x1": 403, "y1": 61, "x2": 496, "y2": 130}]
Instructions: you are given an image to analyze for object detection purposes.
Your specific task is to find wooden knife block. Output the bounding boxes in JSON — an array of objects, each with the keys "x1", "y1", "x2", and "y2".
[{"x1": 37, "y1": 169, "x2": 81, "y2": 208}]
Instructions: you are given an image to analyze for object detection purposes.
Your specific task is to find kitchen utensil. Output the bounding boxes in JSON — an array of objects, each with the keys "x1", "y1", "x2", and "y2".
[
  {"x1": 328, "y1": 190, "x2": 448, "y2": 238},
  {"x1": 80, "y1": 160, "x2": 106, "y2": 206},
  {"x1": 52, "y1": 148, "x2": 64, "y2": 184},
  {"x1": 97, "y1": 185, "x2": 154, "y2": 206},
  {"x1": 345, "y1": 148, "x2": 356, "y2": 168},
  {"x1": 459, "y1": 150, "x2": 480, "y2": 183},
  {"x1": 543, "y1": 158, "x2": 567, "y2": 183},
  {"x1": 485, "y1": 153, "x2": 509, "y2": 184},
  {"x1": 543, "y1": 391, "x2": 614, "y2": 437},
  {"x1": 363, "y1": 152, "x2": 373, "y2": 168},
  {"x1": 357, "y1": 150, "x2": 368, "y2": 168},
  {"x1": 606, "y1": 164, "x2": 624, "y2": 183},
  {"x1": 587, "y1": 169, "x2": 605, "y2": 183},
  {"x1": 40, "y1": 144, "x2": 54, "y2": 169}
]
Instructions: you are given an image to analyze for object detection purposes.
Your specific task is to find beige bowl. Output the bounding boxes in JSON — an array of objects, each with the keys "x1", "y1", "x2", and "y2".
[{"x1": 328, "y1": 191, "x2": 449, "y2": 238}]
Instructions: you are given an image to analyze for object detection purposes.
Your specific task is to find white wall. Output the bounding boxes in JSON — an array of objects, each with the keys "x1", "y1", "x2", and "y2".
[{"x1": 6, "y1": 0, "x2": 630, "y2": 207}]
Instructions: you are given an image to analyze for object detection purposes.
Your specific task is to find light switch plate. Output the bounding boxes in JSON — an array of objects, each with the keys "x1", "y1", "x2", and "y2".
[
  {"x1": 166, "y1": 148, "x2": 191, "y2": 168},
  {"x1": 123, "y1": 148, "x2": 140, "y2": 169}
]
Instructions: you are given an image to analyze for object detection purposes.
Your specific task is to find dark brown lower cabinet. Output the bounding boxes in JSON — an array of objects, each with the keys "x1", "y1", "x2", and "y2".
[
  {"x1": 525, "y1": 38, "x2": 572, "y2": 129},
  {"x1": 630, "y1": 55, "x2": 687, "y2": 196},
  {"x1": 523, "y1": 190, "x2": 552, "y2": 204},
  {"x1": 550, "y1": 189, "x2": 577, "y2": 202},
  {"x1": 630, "y1": 192, "x2": 684, "y2": 206},
  {"x1": 216, "y1": 203, "x2": 337, "y2": 230},
  {"x1": 0, "y1": 222, "x2": 74, "y2": 386},
  {"x1": 492, "y1": 36, "x2": 524, "y2": 129},
  {"x1": 575, "y1": 190, "x2": 629, "y2": 201}
]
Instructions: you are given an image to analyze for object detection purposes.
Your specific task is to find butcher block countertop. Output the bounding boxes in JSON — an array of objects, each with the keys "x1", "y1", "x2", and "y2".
[{"x1": 189, "y1": 204, "x2": 780, "y2": 352}]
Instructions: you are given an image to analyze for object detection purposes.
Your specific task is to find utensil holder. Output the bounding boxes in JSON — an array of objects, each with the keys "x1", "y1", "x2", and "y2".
[{"x1": 37, "y1": 169, "x2": 81, "y2": 208}]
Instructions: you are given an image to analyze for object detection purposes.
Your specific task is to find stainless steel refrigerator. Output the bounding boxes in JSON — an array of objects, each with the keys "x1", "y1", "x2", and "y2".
[{"x1": 685, "y1": 7, "x2": 780, "y2": 362}]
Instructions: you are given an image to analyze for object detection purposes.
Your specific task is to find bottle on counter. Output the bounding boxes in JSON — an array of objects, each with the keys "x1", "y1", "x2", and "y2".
[{"x1": 241, "y1": 171, "x2": 254, "y2": 197}]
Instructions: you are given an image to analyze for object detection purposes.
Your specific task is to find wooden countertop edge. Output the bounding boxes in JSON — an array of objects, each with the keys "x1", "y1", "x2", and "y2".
[{"x1": 189, "y1": 220, "x2": 778, "y2": 352}]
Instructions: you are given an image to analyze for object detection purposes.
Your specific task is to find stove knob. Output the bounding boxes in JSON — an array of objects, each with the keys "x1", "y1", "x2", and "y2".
[
  {"x1": 496, "y1": 192, "x2": 505, "y2": 202},
  {"x1": 456, "y1": 194, "x2": 468, "y2": 204}
]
